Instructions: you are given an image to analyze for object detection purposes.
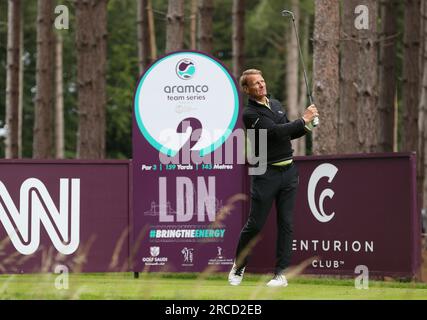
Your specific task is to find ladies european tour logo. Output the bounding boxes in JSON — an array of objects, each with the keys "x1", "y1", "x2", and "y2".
[{"x1": 176, "y1": 59, "x2": 196, "y2": 80}]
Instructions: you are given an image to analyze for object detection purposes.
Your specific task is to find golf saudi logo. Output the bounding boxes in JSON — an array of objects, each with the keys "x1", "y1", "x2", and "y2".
[
  {"x1": 307, "y1": 163, "x2": 338, "y2": 223},
  {"x1": 134, "y1": 51, "x2": 239, "y2": 157}
]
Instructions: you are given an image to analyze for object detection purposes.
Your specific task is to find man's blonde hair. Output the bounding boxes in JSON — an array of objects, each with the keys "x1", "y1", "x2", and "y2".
[{"x1": 239, "y1": 69, "x2": 262, "y2": 88}]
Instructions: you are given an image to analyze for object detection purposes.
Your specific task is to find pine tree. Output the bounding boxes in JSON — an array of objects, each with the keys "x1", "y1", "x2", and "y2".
[{"x1": 75, "y1": 0, "x2": 108, "y2": 159}]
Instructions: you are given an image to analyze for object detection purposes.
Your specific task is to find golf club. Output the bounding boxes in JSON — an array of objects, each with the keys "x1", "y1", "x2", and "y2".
[{"x1": 282, "y1": 9, "x2": 319, "y2": 127}]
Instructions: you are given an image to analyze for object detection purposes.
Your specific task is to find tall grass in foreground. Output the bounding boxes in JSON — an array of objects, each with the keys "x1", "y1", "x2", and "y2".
[{"x1": 0, "y1": 194, "x2": 426, "y2": 299}]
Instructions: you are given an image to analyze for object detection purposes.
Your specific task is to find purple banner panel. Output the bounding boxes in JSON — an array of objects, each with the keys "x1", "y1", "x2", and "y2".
[
  {"x1": 248, "y1": 153, "x2": 421, "y2": 278},
  {"x1": 0, "y1": 160, "x2": 131, "y2": 274},
  {"x1": 132, "y1": 51, "x2": 247, "y2": 272}
]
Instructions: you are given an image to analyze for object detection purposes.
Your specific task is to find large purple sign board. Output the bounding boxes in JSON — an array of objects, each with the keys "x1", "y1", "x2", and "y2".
[
  {"x1": 132, "y1": 51, "x2": 247, "y2": 272},
  {"x1": 247, "y1": 153, "x2": 421, "y2": 278},
  {"x1": 0, "y1": 160, "x2": 131, "y2": 273}
]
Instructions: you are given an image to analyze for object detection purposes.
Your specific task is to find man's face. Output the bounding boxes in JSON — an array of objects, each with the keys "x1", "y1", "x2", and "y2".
[{"x1": 244, "y1": 74, "x2": 267, "y2": 100}]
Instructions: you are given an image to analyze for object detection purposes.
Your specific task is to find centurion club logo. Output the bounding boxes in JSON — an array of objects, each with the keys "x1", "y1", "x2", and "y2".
[
  {"x1": 176, "y1": 59, "x2": 196, "y2": 80},
  {"x1": 0, "y1": 178, "x2": 80, "y2": 255},
  {"x1": 307, "y1": 163, "x2": 338, "y2": 223}
]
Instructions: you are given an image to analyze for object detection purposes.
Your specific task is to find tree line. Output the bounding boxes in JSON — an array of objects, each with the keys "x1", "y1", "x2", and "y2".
[{"x1": 1, "y1": 0, "x2": 427, "y2": 207}]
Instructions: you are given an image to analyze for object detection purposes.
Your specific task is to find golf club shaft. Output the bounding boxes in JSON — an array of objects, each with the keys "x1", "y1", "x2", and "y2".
[{"x1": 286, "y1": 12, "x2": 319, "y2": 127}]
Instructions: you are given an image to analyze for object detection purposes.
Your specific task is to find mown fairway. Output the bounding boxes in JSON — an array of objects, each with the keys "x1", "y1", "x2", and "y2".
[{"x1": 0, "y1": 273, "x2": 427, "y2": 300}]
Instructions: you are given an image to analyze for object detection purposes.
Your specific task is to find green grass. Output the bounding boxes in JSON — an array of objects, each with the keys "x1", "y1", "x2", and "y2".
[{"x1": 1, "y1": 272, "x2": 427, "y2": 300}]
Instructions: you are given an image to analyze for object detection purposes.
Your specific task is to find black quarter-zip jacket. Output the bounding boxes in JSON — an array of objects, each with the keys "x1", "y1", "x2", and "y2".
[{"x1": 242, "y1": 96, "x2": 307, "y2": 164}]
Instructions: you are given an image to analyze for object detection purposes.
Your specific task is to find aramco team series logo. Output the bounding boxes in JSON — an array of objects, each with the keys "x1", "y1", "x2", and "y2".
[
  {"x1": 176, "y1": 59, "x2": 196, "y2": 80},
  {"x1": 307, "y1": 163, "x2": 338, "y2": 223},
  {"x1": 0, "y1": 178, "x2": 80, "y2": 255},
  {"x1": 134, "y1": 51, "x2": 239, "y2": 157}
]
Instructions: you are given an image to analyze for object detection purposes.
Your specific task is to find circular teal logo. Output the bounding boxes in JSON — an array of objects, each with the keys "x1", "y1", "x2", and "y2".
[
  {"x1": 176, "y1": 59, "x2": 196, "y2": 80},
  {"x1": 134, "y1": 51, "x2": 240, "y2": 157}
]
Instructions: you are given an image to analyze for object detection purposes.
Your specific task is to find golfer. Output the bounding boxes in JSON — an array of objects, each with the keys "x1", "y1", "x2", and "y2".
[{"x1": 228, "y1": 69, "x2": 318, "y2": 287}]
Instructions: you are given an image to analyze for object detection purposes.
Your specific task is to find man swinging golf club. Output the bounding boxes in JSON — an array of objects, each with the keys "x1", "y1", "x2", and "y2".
[
  {"x1": 228, "y1": 8, "x2": 319, "y2": 288},
  {"x1": 227, "y1": 69, "x2": 318, "y2": 287}
]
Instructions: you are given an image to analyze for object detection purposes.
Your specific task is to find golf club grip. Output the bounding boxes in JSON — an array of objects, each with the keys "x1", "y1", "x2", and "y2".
[
  {"x1": 308, "y1": 95, "x2": 319, "y2": 127},
  {"x1": 313, "y1": 116, "x2": 319, "y2": 127}
]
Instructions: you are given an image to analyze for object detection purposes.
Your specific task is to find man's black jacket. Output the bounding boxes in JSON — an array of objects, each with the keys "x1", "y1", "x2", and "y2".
[{"x1": 242, "y1": 96, "x2": 307, "y2": 164}]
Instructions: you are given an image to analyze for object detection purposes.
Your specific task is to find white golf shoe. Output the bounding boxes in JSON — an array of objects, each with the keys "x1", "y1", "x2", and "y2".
[
  {"x1": 228, "y1": 263, "x2": 245, "y2": 286},
  {"x1": 266, "y1": 274, "x2": 288, "y2": 287}
]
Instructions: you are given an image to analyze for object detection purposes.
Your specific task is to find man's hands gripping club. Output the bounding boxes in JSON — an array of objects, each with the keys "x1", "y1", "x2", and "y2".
[
  {"x1": 302, "y1": 104, "x2": 319, "y2": 124},
  {"x1": 302, "y1": 104, "x2": 319, "y2": 132}
]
